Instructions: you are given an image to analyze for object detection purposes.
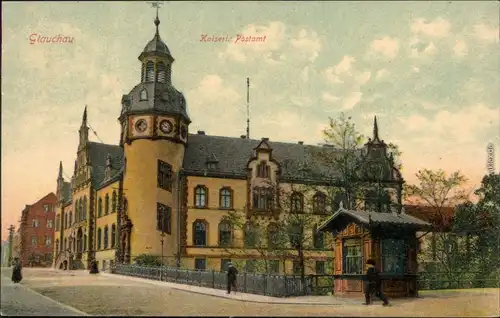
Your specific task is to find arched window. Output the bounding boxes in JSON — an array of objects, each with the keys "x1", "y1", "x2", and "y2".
[
  {"x1": 313, "y1": 224, "x2": 324, "y2": 249},
  {"x1": 79, "y1": 199, "x2": 83, "y2": 221},
  {"x1": 145, "y1": 61, "x2": 155, "y2": 82},
  {"x1": 111, "y1": 224, "x2": 116, "y2": 248},
  {"x1": 83, "y1": 234, "x2": 87, "y2": 251},
  {"x1": 194, "y1": 186, "x2": 207, "y2": 208},
  {"x1": 290, "y1": 192, "x2": 304, "y2": 213},
  {"x1": 83, "y1": 197, "x2": 87, "y2": 220},
  {"x1": 219, "y1": 187, "x2": 233, "y2": 209},
  {"x1": 256, "y1": 161, "x2": 270, "y2": 178},
  {"x1": 218, "y1": 221, "x2": 232, "y2": 247},
  {"x1": 104, "y1": 226, "x2": 109, "y2": 249},
  {"x1": 193, "y1": 220, "x2": 207, "y2": 246},
  {"x1": 313, "y1": 192, "x2": 326, "y2": 214},
  {"x1": 105, "y1": 194, "x2": 110, "y2": 215},
  {"x1": 289, "y1": 223, "x2": 303, "y2": 249},
  {"x1": 69, "y1": 211, "x2": 73, "y2": 225},
  {"x1": 252, "y1": 187, "x2": 273, "y2": 211},
  {"x1": 267, "y1": 223, "x2": 280, "y2": 248},
  {"x1": 156, "y1": 62, "x2": 167, "y2": 83},
  {"x1": 139, "y1": 89, "x2": 148, "y2": 101},
  {"x1": 97, "y1": 228, "x2": 102, "y2": 250},
  {"x1": 244, "y1": 222, "x2": 258, "y2": 247},
  {"x1": 74, "y1": 202, "x2": 78, "y2": 222},
  {"x1": 112, "y1": 191, "x2": 117, "y2": 213},
  {"x1": 98, "y1": 197, "x2": 103, "y2": 217}
]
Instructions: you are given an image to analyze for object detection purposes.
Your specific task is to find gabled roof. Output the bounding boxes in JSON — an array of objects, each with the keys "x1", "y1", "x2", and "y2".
[
  {"x1": 318, "y1": 207, "x2": 431, "y2": 233},
  {"x1": 87, "y1": 142, "x2": 124, "y2": 188}
]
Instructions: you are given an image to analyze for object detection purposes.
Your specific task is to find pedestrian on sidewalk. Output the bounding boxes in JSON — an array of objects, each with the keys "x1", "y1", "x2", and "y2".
[
  {"x1": 11, "y1": 258, "x2": 23, "y2": 283},
  {"x1": 363, "y1": 259, "x2": 389, "y2": 306},
  {"x1": 226, "y1": 262, "x2": 238, "y2": 294},
  {"x1": 89, "y1": 260, "x2": 99, "y2": 274}
]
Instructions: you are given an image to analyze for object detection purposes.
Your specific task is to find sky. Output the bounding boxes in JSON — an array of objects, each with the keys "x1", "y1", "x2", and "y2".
[{"x1": 1, "y1": 1, "x2": 499, "y2": 240}]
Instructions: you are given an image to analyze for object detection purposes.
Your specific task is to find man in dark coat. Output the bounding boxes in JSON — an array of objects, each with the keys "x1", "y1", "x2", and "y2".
[
  {"x1": 11, "y1": 258, "x2": 23, "y2": 283},
  {"x1": 89, "y1": 260, "x2": 99, "y2": 274},
  {"x1": 364, "y1": 259, "x2": 389, "y2": 306},
  {"x1": 226, "y1": 262, "x2": 238, "y2": 294}
]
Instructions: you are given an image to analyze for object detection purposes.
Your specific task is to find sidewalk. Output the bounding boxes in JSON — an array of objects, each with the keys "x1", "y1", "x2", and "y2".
[{"x1": 101, "y1": 272, "x2": 359, "y2": 306}]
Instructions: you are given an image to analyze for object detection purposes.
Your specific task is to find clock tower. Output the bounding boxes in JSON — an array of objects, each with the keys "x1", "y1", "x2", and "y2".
[{"x1": 118, "y1": 11, "x2": 190, "y2": 264}]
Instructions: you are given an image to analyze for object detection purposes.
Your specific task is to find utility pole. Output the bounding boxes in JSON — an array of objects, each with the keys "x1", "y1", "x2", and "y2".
[{"x1": 7, "y1": 225, "x2": 15, "y2": 267}]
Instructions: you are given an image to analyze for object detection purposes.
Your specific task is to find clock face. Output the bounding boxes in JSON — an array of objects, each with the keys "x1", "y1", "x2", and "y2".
[
  {"x1": 180, "y1": 126, "x2": 187, "y2": 139},
  {"x1": 135, "y1": 119, "x2": 148, "y2": 133},
  {"x1": 159, "y1": 120, "x2": 173, "y2": 134}
]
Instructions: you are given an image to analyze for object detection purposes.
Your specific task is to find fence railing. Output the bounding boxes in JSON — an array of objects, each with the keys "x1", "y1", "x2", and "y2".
[
  {"x1": 112, "y1": 264, "x2": 315, "y2": 297},
  {"x1": 417, "y1": 271, "x2": 500, "y2": 290}
]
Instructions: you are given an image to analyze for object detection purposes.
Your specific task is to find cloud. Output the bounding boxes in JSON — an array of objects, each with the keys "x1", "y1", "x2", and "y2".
[
  {"x1": 342, "y1": 91, "x2": 362, "y2": 110},
  {"x1": 453, "y1": 39, "x2": 468, "y2": 57},
  {"x1": 410, "y1": 18, "x2": 451, "y2": 37},
  {"x1": 290, "y1": 95, "x2": 313, "y2": 108},
  {"x1": 301, "y1": 66, "x2": 309, "y2": 82},
  {"x1": 375, "y1": 69, "x2": 389, "y2": 80},
  {"x1": 356, "y1": 71, "x2": 371, "y2": 85},
  {"x1": 368, "y1": 36, "x2": 400, "y2": 59},
  {"x1": 473, "y1": 24, "x2": 499, "y2": 42},
  {"x1": 322, "y1": 92, "x2": 339, "y2": 103},
  {"x1": 334, "y1": 55, "x2": 356, "y2": 75},
  {"x1": 290, "y1": 29, "x2": 322, "y2": 62}
]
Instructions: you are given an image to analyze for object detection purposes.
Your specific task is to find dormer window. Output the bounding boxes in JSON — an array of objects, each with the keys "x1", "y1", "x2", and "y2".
[
  {"x1": 207, "y1": 162, "x2": 217, "y2": 170},
  {"x1": 139, "y1": 89, "x2": 148, "y2": 101},
  {"x1": 206, "y1": 153, "x2": 219, "y2": 170},
  {"x1": 257, "y1": 161, "x2": 270, "y2": 178}
]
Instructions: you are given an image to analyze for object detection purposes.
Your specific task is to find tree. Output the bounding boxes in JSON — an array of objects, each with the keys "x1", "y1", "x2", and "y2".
[{"x1": 405, "y1": 169, "x2": 471, "y2": 283}]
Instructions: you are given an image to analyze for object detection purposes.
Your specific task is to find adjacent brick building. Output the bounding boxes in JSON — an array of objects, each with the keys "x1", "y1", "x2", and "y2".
[{"x1": 18, "y1": 192, "x2": 57, "y2": 267}]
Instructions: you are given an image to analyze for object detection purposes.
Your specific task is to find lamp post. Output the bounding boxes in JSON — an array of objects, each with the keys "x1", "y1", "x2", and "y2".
[{"x1": 160, "y1": 231, "x2": 165, "y2": 280}]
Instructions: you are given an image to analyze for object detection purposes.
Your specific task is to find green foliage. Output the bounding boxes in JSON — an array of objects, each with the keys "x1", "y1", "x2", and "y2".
[{"x1": 133, "y1": 254, "x2": 162, "y2": 267}]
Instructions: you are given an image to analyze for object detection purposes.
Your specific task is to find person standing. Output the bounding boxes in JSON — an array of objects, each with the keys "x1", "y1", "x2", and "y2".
[
  {"x1": 11, "y1": 258, "x2": 23, "y2": 283},
  {"x1": 364, "y1": 259, "x2": 389, "y2": 306},
  {"x1": 226, "y1": 262, "x2": 238, "y2": 294}
]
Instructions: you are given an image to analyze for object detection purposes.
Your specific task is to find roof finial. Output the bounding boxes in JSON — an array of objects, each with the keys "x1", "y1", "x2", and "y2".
[
  {"x1": 149, "y1": 1, "x2": 163, "y2": 36},
  {"x1": 373, "y1": 116, "x2": 379, "y2": 141}
]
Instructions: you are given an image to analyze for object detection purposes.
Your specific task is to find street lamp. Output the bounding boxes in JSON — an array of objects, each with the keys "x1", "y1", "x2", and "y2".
[{"x1": 160, "y1": 231, "x2": 165, "y2": 280}]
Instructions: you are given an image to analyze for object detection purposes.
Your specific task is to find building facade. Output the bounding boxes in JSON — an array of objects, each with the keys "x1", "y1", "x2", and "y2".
[
  {"x1": 16, "y1": 193, "x2": 57, "y2": 267},
  {"x1": 52, "y1": 13, "x2": 418, "y2": 275}
]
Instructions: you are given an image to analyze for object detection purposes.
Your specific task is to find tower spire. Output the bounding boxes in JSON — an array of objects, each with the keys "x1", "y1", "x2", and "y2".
[
  {"x1": 58, "y1": 161, "x2": 63, "y2": 179},
  {"x1": 149, "y1": 1, "x2": 163, "y2": 37},
  {"x1": 82, "y1": 105, "x2": 87, "y2": 127},
  {"x1": 373, "y1": 116, "x2": 379, "y2": 141}
]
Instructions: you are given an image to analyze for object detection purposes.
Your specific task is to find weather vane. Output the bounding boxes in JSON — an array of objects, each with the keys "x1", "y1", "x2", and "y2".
[{"x1": 147, "y1": 1, "x2": 164, "y2": 14}]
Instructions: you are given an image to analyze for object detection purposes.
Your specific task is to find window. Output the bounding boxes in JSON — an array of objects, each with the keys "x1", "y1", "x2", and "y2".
[
  {"x1": 219, "y1": 188, "x2": 233, "y2": 209},
  {"x1": 83, "y1": 197, "x2": 87, "y2": 220},
  {"x1": 256, "y1": 162, "x2": 270, "y2": 178},
  {"x1": 112, "y1": 191, "x2": 117, "y2": 213},
  {"x1": 156, "y1": 203, "x2": 172, "y2": 234},
  {"x1": 342, "y1": 238, "x2": 362, "y2": 274},
  {"x1": 64, "y1": 213, "x2": 67, "y2": 229},
  {"x1": 64, "y1": 238, "x2": 67, "y2": 251},
  {"x1": 381, "y1": 239, "x2": 406, "y2": 274},
  {"x1": 69, "y1": 212, "x2": 72, "y2": 225},
  {"x1": 194, "y1": 186, "x2": 207, "y2": 208},
  {"x1": 145, "y1": 61, "x2": 155, "y2": 82},
  {"x1": 193, "y1": 220, "x2": 207, "y2": 246},
  {"x1": 218, "y1": 222, "x2": 232, "y2": 247},
  {"x1": 43, "y1": 204, "x2": 50, "y2": 212},
  {"x1": 47, "y1": 220, "x2": 53, "y2": 229},
  {"x1": 45, "y1": 236, "x2": 52, "y2": 246},
  {"x1": 104, "y1": 226, "x2": 109, "y2": 249},
  {"x1": 98, "y1": 198, "x2": 103, "y2": 217},
  {"x1": 313, "y1": 225, "x2": 324, "y2": 249},
  {"x1": 83, "y1": 234, "x2": 87, "y2": 251},
  {"x1": 139, "y1": 88, "x2": 148, "y2": 101},
  {"x1": 32, "y1": 219, "x2": 39, "y2": 228},
  {"x1": 290, "y1": 192, "x2": 304, "y2": 213},
  {"x1": 97, "y1": 228, "x2": 102, "y2": 250},
  {"x1": 252, "y1": 187, "x2": 273, "y2": 211},
  {"x1": 316, "y1": 261, "x2": 326, "y2": 274},
  {"x1": 158, "y1": 160, "x2": 173, "y2": 191},
  {"x1": 245, "y1": 259, "x2": 257, "y2": 273},
  {"x1": 221, "y1": 259, "x2": 231, "y2": 272},
  {"x1": 244, "y1": 222, "x2": 258, "y2": 247},
  {"x1": 55, "y1": 239, "x2": 60, "y2": 253},
  {"x1": 111, "y1": 224, "x2": 116, "y2": 248},
  {"x1": 267, "y1": 223, "x2": 280, "y2": 248},
  {"x1": 79, "y1": 199, "x2": 83, "y2": 221},
  {"x1": 105, "y1": 194, "x2": 110, "y2": 215},
  {"x1": 269, "y1": 260, "x2": 280, "y2": 274},
  {"x1": 75, "y1": 201, "x2": 79, "y2": 222},
  {"x1": 194, "y1": 258, "x2": 206, "y2": 271},
  {"x1": 207, "y1": 162, "x2": 217, "y2": 170},
  {"x1": 56, "y1": 215, "x2": 60, "y2": 231},
  {"x1": 156, "y1": 62, "x2": 167, "y2": 83},
  {"x1": 293, "y1": 261, "x2": 302, "y2": 275},
  {"x1": 289, "y1": 223, "x2": 303, "y2": 249},
  {"x1": 313, "y1": 192, "x2": 326, "y2": 214},
  {"x1": 45, "y1": 253, "x2": 53, "y2": 263},
  {"x1": 31, "y1": 236, "x2": 37, "y2": 246}
]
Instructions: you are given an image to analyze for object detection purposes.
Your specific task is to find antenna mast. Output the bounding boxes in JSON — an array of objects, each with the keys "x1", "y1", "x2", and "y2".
[{"x1": 246, "y1": 77, "x2": 250, "y2": 139}]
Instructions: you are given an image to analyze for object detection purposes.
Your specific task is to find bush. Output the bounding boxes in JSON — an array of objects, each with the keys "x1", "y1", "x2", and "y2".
[{"x1": 133, "y1": 254, "x2": 162, "y2": 267}]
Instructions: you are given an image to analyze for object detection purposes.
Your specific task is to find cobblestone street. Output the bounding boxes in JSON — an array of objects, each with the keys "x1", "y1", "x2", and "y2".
[{"x1": 3, "y1": 268, "x2": 499, "y2": 317}]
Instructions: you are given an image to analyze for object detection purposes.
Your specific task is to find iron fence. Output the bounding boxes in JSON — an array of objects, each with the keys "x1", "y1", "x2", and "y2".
[
  {"x1": 417, "y1": 271, "x2": 500, "y2": 290},
  {"x1": 112, "y1": 264, "x2": 314, "y2": 297}
]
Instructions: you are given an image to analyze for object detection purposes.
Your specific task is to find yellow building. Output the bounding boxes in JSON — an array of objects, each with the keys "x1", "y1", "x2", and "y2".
[{"x1": 52, "y1": 13, "x2": 351, "y2": 274}]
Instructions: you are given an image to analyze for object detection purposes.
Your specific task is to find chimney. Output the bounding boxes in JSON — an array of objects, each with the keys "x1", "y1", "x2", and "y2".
[
  {"x1": 240, "y1": 135, "x2": 246, "y2": 139},
  {"x1": 298, "y1": 141, "x2": 304, "y2": 145},
  {"x1": 197, "y1": 131, "x2": 205, "y2": 135}
]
